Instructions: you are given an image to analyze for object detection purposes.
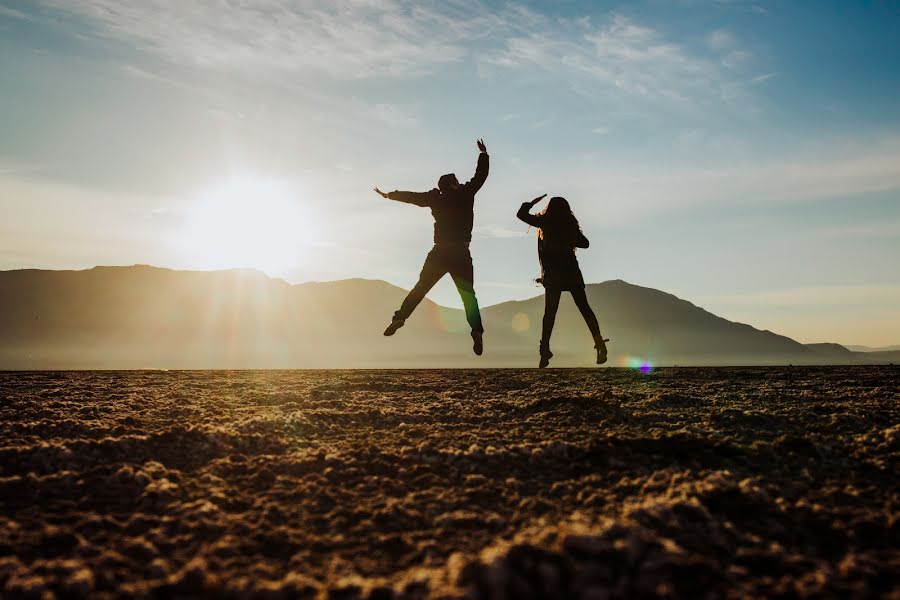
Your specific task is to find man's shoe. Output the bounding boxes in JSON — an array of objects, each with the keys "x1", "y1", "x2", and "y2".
[
  {"x1": 595, "y1": 337, "x2": 610, "y2": 365},
  {"x1": 383, "y1": 318, "x2": 406, "y2": 336},
  {"x1": 472, "y1": 330, "x2": 483, "y2": 356}
]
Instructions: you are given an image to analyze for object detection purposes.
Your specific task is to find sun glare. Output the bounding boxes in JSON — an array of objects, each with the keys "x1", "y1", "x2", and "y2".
[{"x1": 176, "y1": 176, "x2": 313, "y2": 274}]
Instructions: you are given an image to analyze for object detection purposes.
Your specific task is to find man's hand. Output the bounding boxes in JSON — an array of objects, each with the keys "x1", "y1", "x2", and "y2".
[
  {"x1": 374, "y1": 187, "x2": 390, "y2": 199},
  {"x1": 477, "y1": 138, "x2": 487, "y2": 153},
  {"x1": 530, "y1": 194, "x2": 547, "y2": 207}
]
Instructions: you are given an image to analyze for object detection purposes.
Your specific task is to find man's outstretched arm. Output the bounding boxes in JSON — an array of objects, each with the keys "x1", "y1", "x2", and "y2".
[
  {"x1": 374, "y1": 187, "x2": 436, "y2": 207},
  {"x1": 465, "y1": 138, "x2": 489, "y2": 193}
]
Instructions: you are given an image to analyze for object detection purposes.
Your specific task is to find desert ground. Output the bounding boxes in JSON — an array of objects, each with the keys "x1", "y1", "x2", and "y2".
[{"x1": 0, "y1": 367, "x2": 897, "y2": 599}]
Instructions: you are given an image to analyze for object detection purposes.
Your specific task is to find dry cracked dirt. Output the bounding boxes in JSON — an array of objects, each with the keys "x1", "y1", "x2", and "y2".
[{"x1": 0, "y1": 367, "x2": 898, "y2": 599}]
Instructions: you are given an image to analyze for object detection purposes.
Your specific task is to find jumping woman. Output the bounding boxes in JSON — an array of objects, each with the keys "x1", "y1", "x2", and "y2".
[{"x1": 517, "y1": 195, "x2": 608, "y2": 368}]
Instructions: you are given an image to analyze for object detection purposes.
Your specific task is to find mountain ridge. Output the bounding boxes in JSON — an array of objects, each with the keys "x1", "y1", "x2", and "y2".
[{"x1": 0, "y1": 265, "x2": 890, "y2": 368}]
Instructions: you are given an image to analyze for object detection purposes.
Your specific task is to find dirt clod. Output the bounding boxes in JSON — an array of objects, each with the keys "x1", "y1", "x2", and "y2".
[{"x1": 0, "y1": 367, "x2": 897, "y2": 598}]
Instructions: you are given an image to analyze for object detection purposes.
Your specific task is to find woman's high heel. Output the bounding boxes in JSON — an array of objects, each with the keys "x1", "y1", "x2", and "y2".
[
  {"x1": 539, "y1": 340, "x2": 553, "y2": 368},
  {"x1": 595, "y1": 337, "x2": 609, "y2": 365}
]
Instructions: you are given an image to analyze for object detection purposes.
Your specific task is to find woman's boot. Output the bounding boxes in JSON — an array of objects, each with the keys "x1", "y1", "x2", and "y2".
[
  {"x1": 595, "y1": 336, "x2": 609, "y2": 365},
  {"x1": 539, "y1": 340, "x2": 553, "y2": 369}
]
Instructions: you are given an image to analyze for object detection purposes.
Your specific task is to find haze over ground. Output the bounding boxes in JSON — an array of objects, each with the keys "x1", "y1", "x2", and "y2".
[
  {"x1": 1, "y1": 1, "x2": 899, "y2": 347},
  {"x1": 2, "y1": 266, "x2": 897, "y2": 369}
]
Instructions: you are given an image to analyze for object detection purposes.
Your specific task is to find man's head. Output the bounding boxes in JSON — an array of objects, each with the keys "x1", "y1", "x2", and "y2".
[{"x1": 438, "y1": 173, "x2": 460, "y2": 193}]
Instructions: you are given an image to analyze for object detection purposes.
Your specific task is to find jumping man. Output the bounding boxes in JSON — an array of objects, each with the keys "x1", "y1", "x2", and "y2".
[{"x1": 374, "y1": 139, "x2": 489, "y2": 355}]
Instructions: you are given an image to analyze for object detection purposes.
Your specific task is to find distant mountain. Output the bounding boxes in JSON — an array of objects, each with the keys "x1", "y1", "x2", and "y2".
[
  {"x1": 0, "y1": 266, "x2": 466, "y2": 369},
  {"x1": 804, "y1": 343, "x2": 854, "y2": 356},
  {"x1": 482, "y1": 280, "x2": 820, "y2": 367},
  {"x1": 845, "y1": 344, "x2": 900, "y2": 352},
  {"x1": 0, "y1": 266, "x2": 887, "y2": 368},
  {"x1": 861, "y1": 350, "x2": 900, "y2": 364}
]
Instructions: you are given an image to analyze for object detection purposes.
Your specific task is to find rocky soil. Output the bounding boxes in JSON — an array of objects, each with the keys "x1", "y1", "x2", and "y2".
[{"x1": 0, "y1": 367, "x2": 898, "y2": 598}]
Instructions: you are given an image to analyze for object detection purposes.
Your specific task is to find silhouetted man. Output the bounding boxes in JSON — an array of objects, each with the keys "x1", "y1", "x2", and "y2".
[{"x1": 374, "y1": 139, "x2": 489, "y2": 355}]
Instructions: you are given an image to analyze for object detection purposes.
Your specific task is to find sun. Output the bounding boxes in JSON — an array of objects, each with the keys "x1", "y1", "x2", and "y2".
[{"x1": 176, "y1": 176, "x2": 312, "y2": 274}]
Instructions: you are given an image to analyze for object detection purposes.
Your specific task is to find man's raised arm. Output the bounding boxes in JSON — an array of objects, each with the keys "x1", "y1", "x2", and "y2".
[
  {"x1": 374, "y1": 187, "x2": 436, "y2": 207},
  {"x1": 465, "y1": 138, "x2": 489, "y2": 193}
]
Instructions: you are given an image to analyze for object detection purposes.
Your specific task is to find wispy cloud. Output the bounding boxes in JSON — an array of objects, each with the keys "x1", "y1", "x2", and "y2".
[
  {"x1": 707, "y1": 28, "x2": 752, "y2": 69},
  {"x1": 0, "y1": 160, "x2": 49, "y2": 176},
  {"x1": 482, "y1": 14, "x2": 743, "y2": 109},
  {"x1": 749, "y1": 72, "x2": 776, "y2": 84},
  {"x1": 707, "y1": 29, "x2": 736, "y2": 52},
  {"x1": 0, "y1": 5, "x2": 30, "y2": 20},
  {"x1": 473, "y1": 224, "x2": 529, "y2": 239},
  {"x1": 38, "y1": 0, "x2": 763, "y2": 117},
  {"x1": 38, "y1": 0, "x2": 503, "y2": 77},
  {"x1": 808, "y1": 222, "x2": 900, "y2": 240},
  {"x1": 562, "y1": 136, "x2": 900, "y2": 226},
  {"x1": 368, "y1": 103, "x2": 419, "y2": 128}
]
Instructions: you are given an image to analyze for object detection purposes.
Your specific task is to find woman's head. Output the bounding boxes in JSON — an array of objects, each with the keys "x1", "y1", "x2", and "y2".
[
  {"x1": 539, "y1": 196, "x2": 581, "y2": 245},
  {"x1": 544, "y1": 196, "x2": 571, "y2": 217}
]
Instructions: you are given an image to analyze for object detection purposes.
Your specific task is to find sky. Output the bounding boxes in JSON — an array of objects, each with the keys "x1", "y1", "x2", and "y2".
[{"x1": 1, "y1": 0, "x2": 899, "y2": 346}]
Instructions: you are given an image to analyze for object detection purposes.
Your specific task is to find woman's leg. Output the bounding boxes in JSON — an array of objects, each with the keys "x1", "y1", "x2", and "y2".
[
  {"x1": 539, "y1": 287, "x2": 562, "y2": 367},
  {"x1": 570, "y1": 287, "x2": 602, "y2": 340},
  {"x1": 541, "y1": 287, "x2": 562, "y2": 345},
  {"x1": 570, "y1": 287, "x2": 608, "y2": 364}
]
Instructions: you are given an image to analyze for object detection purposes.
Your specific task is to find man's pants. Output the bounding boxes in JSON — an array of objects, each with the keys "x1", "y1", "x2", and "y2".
[{"x1": 394, "y1": 243, "x2": 483, "y2": 333}]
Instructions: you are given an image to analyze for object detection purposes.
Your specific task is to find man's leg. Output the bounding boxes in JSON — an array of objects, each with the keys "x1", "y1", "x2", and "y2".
[
  {"x1": 448, "y1": 248, "x2": 483, "y2": 332},
  {"x1": 386, "y1": 247, "x2": 446, "y2": 335},
  {"x1": 448, "y1": 246, "x2": 484, "y2": 355}
]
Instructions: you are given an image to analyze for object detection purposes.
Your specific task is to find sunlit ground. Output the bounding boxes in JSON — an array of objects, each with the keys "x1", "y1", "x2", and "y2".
[{"x1": 0, "y1": 367, "x2": 896, "y2": 597}]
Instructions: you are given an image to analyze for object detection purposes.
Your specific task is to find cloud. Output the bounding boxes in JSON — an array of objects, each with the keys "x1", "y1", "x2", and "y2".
[
  {"x1": 0, "y1": 5, "x2": 30, "y2": 20},
  {"x1": 473, "y1": 224, "x2": 529, "y2": 239},
  {"x1": 750, "y1": 72, "x2": 776, "y2": 84},
  {"x1": 807, "y1": 222, "x2": 900, "y2": 240},
  {"x1": 706, "y1": 27, "x2": 752, "y2": 70},
  {"x1": 559, "y1": 136, "x2": 900, "y2": 226},
  {"x1": 38, "y1": 0, "x2": 503, "y2": 77},
  {"x1": 369, "y1": 103, "x2": 419, "y2": 128},
  {"x1": 482, "y1": 14, "x2": 750, "y2": 111},
  {"x1": 707, "y1": 29, "x2": 736, "y2": 52},
  {"x1": 0, "y1": 160, "x2": 48, "y2": 176},
  {"x1": 39, "y1": 0, "x2": 763, "y2": 116}
]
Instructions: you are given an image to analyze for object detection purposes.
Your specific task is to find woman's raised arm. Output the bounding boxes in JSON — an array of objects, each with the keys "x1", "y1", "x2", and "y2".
[{"x1": 517, "y1": 194, "x2": 546, "y2": 227}]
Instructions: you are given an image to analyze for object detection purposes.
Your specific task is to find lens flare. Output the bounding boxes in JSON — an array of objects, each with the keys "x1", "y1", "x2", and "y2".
[
  {"x1": 620, "y1": 354, "x2": 654, "y2": 373},
  {"x1": 425, "y1": 302, "x2": 467, "y2": 334},
  {"x1": 511, "y1": 312, "x2": 530, "y2": 333}
]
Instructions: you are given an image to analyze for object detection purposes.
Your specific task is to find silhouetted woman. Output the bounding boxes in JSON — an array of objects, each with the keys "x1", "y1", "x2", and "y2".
[{"x1": 517, "y1": 195, "x2": 608, "y2": 368}]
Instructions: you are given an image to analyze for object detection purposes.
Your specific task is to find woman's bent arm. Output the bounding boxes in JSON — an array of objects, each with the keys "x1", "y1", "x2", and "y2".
[{"x1": 516, "y1": 202, "x2": 542, "y2": 228}]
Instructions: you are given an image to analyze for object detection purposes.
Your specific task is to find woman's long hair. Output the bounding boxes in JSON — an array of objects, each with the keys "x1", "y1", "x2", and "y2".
[{"x1": 538, "y1": 196, "x2": 582, "y2": 248}]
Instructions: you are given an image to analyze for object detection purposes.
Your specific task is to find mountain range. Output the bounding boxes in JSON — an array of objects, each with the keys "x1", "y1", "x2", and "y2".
[{"x1": 0, "y1": 266, "x2": 894, "y2": 369}]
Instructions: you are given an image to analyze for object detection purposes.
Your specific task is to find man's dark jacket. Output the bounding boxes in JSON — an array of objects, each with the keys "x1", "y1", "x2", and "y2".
[{"x1": 387, "y1": 153, "x2": 489, "y2": 244}]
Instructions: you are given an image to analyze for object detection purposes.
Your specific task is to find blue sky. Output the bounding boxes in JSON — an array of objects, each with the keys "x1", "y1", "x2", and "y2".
[{"x1": 1, "y1": 0, "x2": 899, "y2": 345}]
